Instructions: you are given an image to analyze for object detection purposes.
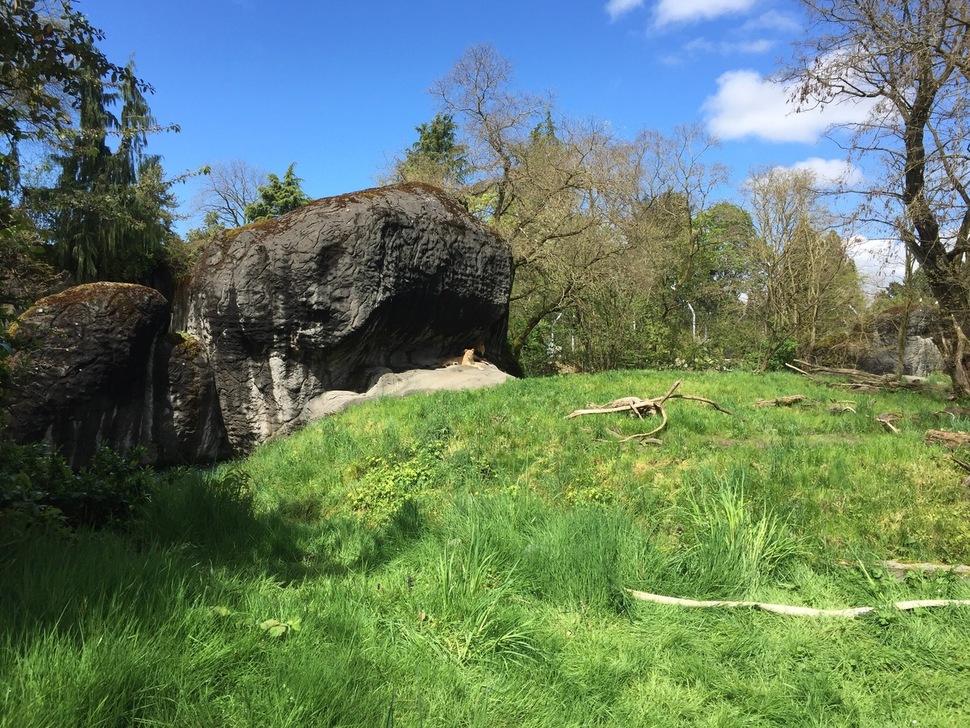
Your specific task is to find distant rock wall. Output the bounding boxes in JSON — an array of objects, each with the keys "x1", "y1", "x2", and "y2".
[{"x1": 855, "y1": 308, "x2": 945, "y2": 377}]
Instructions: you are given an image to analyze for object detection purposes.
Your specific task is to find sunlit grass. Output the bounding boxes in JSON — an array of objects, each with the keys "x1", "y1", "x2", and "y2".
[{"x1": 4, "y1": 369, "x2": 970, "y2": 726}]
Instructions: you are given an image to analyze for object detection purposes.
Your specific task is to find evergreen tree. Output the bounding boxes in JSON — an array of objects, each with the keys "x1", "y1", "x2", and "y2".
[
  {"x1": 397, "y1": 113, "x2": 469, "y2": 188},
  {"x1": 29, "y1": 65, "x2": 176, "y2": 282},
  {"x1": 243, "y1": 163, "x2": 311, "y2": 223}
]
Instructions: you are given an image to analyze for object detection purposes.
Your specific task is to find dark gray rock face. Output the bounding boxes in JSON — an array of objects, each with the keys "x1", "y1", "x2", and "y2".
[
  {"x1": 856, "y1": 308, "x2": 945, "y2": 377},
  {"x1": 7, "y1": 184, "x2": 515, "y2": 465},
  {"x1": 7, "y1": 283, "x2": 230, "y2": 468},
  {"x1": 8, "y1": 283, "x2": 170, "y2": 466},
  {"x1": 153, "y1": 333, "x2": 232, "y2": 466},
  {"x1": 175, "y1": 183, "x2": 515, "y2": 454}
]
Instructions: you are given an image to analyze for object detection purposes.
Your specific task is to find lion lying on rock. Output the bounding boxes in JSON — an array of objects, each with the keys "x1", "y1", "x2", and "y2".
[{"x1": 440, "y1": 348, "x2": 480, "y2": 368}]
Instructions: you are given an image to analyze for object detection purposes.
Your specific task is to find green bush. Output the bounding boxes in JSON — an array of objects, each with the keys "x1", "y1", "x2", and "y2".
[{"x1": 0, "y1": 442, "x2": 156, "y2": 538}]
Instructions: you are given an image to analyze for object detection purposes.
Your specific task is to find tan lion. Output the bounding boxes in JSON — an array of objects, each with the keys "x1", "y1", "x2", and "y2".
[{"x1": 440, "y1": 348, "x2": 483, "y2": 368}]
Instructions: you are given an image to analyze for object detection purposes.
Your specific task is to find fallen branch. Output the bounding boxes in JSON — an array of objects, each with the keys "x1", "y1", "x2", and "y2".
[
  {"x1": 668, "y1": 394, "x2": 735, "y2": 416},
  {"x1": 787, "y1": 359, "x2": 931, "y2": 393},
  {"x1": 567, "y1": 380, "x2": 732, "y2": 443},
  {"x1": 829, "y1": 404, "x2": 857, "y2": 414},
  {"x1": 837, "y1": 559, "x2": 970, "y2": 579},
  {"x1": 926, "y1": 430, "x2": 970, "y2": 448},
  {"x1": 755, "y1": 395, "x2": 809, "y2": 408},
  {"x1": 950, "y1": 454, "x2": 970, "y2": 473},
  {"x1": 877, "y1": 412, "x2": 902, "y2": 434},
  {"x1": 626, "y1": 589, "x2": 970, "y2": 618}
]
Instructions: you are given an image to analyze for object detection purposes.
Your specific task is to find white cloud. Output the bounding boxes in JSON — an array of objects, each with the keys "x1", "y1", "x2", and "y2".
[
  {"x1": 847, "y1": 236, "x2": 905, "y2": 294},
  {"x1": 740, "y1": 10, "x2": 801, "y2": 33},
  {"x1": 787, "y1": 157, "x2": 864, "y2": 187},
  {"x1": 606, "y1": 0, "x2": 644, "y2": 20},
  {"x1": 655, "y1": 0, "x2": 757, "y2": 26},
  {"x1": 681, "y1": 37, "x2": 775, "y2": 56},
  {"x1": 703, "y1": 69, "x2": 873, "y2": 143}
]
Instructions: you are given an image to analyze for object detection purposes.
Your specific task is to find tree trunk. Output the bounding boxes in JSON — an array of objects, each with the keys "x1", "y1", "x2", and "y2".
[{"x1": 923, "y1": 267, "x2": 970, "y2": 397}]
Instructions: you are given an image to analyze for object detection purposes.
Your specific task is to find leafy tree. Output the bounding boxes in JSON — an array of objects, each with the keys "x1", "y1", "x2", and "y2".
[
  {"x1": 0, "y1": 0, "x2": 146, "y2": 195},
  {"x1": 433, "y1": 45, "x2": 639, "y2": 365},
  {"x1": 28, "y1": 65, "x2": 177, "y2": 282},
  {"x1": 744, "y1": 167, "x2": 862, "y2": 367},
  {"x1": 243, "y1": 163, "x2": 311, "y2": 223},
  {"x1": 785, "y1": 0, "x2": 970, "y2": 393},
  {"x1": 395, "y1": 113, "x2": 469, "y2": 189}
]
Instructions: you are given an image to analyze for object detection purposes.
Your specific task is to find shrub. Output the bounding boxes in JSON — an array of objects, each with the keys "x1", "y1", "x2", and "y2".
[{"x1": 0, "y1": 442, "x2": 156, "y2": 539}]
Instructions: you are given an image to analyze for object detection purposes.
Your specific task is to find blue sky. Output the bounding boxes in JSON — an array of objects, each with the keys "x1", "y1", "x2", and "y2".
[{"x1": 84, "y1": 0, "x2": 897, "y2": 285}]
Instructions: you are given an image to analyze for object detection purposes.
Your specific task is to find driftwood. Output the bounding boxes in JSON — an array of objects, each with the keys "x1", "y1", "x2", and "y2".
[
  {"x1": 626, "y1": 589, "x2": 970, "y2": 618},
  {"x1": 925, "y1": 430, "x2": 970, "y2": 448},
  {"x1": 567, "y1": 380, "x2": 733, "y2": 443},
  {"x1": 829, "y1": 403, "x2": 857, "y2": 414},
  {"x1": 877, "y1": 412, "x2": 902, "y2": 434},
  {"x1": 755, "y1": 394, "x2": 809, "y2": 408},
  {"x1": 786, "y1": 360, "x2": 930, "y2": 393},
  {"x1": 838, "y1": 559, "x2": 970, "y2": 579}
]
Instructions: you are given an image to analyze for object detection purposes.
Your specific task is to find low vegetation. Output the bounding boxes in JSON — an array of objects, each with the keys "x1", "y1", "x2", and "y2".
[{"x1": 4, "y1": 370, "x2": 970, "y2": 726}]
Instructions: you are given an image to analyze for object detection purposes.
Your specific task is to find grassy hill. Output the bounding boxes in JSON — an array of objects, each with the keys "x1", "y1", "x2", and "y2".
[{"x1": 4, "y1": 370, "x2": 970, "y2": 726}]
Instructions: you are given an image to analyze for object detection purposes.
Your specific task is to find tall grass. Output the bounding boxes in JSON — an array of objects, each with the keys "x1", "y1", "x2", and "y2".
[
  {"x1": 4, "y1": 370, "x2": 970, "y2": 726},
  {"x1": 674, "y1": 470, "x2": 804, "y2": 599}
]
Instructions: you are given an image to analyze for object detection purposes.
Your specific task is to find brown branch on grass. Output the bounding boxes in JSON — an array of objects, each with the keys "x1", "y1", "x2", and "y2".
[
  {"x1": 786, "y1": 359, "x2": 930, "y2": 393},
  {"x1": 625, "y1": 589, "x2": 970, "y2": 618},
  {"x1": 926, "y1": 430, "x2": 970, "y2": 448},
  {"x1": 567, "y1": 380, "x2": 733, "y2": 443},
  {"x1": 877, "y1": 412, "x2": 902, "y2": 434},
  {"x1": 755, "y1": 395, "x2": 809, "y2": 408}
]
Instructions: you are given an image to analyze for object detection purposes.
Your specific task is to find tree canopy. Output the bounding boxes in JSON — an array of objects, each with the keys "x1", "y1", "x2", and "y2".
[
  {"x1": 244, "y1": 163, "x2": 311, "y2": 223},
  {"x1": 786, "y1": 0, "x2": 970, "y2": 392}
]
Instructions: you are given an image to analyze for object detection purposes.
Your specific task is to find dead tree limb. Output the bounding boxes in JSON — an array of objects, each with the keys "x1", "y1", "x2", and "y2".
[
  {"x1": 626, "y1": 589, "x2": 970, "y2": 618},
  {"x1": 837, "y1": 559, "x2": 970, "y2": 579},
  {"x1": 877, "y1": 413, "x2": 902, "y2": 434},
  {"x1": 755, "y1": 395, "x2": 809, "y2": 408},
  {"x1": 566, "y1": 380, "x2": 731, "y2": 443},
  {"x1": 787, "y1": 359, "x2": 930, "y2": 393},
  {"x1": 667, "y1": 394, "x2": 735, "y2": 416},
  {"x1": 950, "y1": 454, "x2": 970, "y2": 473},
  {"x1": 925, "y1": 430, "x2": 970, "y2": 448}
]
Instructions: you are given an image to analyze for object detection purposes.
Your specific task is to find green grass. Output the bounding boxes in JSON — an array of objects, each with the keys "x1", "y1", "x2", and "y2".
[{"x1": 4, "y1": 369, "x2": 970, "y2": 726}]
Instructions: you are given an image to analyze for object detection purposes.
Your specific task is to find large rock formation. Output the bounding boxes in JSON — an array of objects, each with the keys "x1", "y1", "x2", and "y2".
[
  {"x1": 174, "y1": 182, "x2": 515, "y2": 453},
  {"x1": 5, "y1": 183, "x2": 516, "y2": 466}
]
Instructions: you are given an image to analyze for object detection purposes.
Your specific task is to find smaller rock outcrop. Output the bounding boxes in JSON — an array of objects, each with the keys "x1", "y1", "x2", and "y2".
[
  {"x1": 855, "y1": 308, "x2": 945, "y2": 377},
  {"x1": 301, "y1": 362, "x2": 512, "y2": 420},
  {"x1": 7, "y1": 283, "x2": 170, "y2": 466},
  {"x1": 7, "y1": 283, "x2": 229, "y2": 468}
]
